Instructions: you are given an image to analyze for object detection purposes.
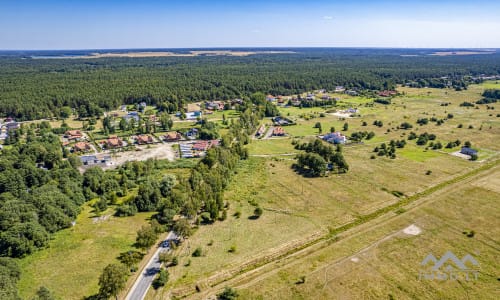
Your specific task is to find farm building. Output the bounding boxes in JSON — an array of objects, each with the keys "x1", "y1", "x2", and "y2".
[{"x1": 323, "y1": 132, "x2": 347, "y2": 144}]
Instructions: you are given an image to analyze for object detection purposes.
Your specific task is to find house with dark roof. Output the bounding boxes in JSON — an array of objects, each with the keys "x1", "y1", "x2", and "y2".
[
  {"x1": 460, "y1": 147, "x2": 478, "y2": 156},
  {"x1": 323, "y1": 132, "x2": 347, "y2": 144},
  {"x1": 5, "y1": 122, "x2": 20, "y2": 132}
]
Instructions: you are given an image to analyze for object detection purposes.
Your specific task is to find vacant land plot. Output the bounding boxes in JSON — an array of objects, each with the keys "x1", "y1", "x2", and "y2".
[
  {"x1": 147, "y1": 83, "x2": 498, "y2": 298},
  {"x1": 236, "y1": 164, "x2": 500, "y2": 299},
  {"x1": 104, "y1": 143, "x2": 176, "y2": 169},
  {"x1": 18, "y1": 205, "x2": 155, "y2": 300}
]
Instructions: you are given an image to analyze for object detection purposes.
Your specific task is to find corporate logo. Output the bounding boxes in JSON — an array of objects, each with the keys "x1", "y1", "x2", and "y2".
[{"x1": 419, "y1": 251, "x2": 479, "y2": 281}]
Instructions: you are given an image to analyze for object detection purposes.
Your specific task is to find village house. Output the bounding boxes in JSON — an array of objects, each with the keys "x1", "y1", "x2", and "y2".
[
  {"x1": 192, "y1": 139, "x2": 220, "y2": 151},
  {"x1": 73, "y1": 142, "x2": 92, "y2": 152},
  {"x1": 185, "y1": 128, "x2": 199, "y2": 139},
  {"x1": 255, "y1": 125, "x2": 266, "y2": 137},
  {"x1": 306, "y1": 93, "x2": 315, "y2": 101},
  {"x1": 460, "y1": 147, "x2": 478, "y2": 156},
  {"x1": 345, "y1": 90, "x2": 359, "y2": 96},
  {"x1": 163, "y1": 131, "x2": 182, "y2": 142},
  {"x1": 378, "y1": 90, "x2": 398, "y2": 97},
  {"x1": 4, "y1": 122, "x2": 20, "y2": 132},
  {"x1": 272, "y1": 127, "x2": 285, "y2": 136},
  {"x1": 205, "y1": 101, "x2": 225, "y2": 111},
  {"x1": 124, "y1": 111, "x2": 140, "y2": 122},
  {"x1": 136, "y1": 135, "x2": 154, "y2": 145},
  {"x1": 335, "y1": 86, "x2": 346, "y2": 93},
  {"x1": 106, "y1": 136, "x2": 123, "y2": 148},
  {"x1": 185, "y1": 111, "x2": 202, "y2": 120},
  {"x1": 266, "y1": 94, "x2": 276, "y2": 102},
  {"x1": 321, "y1": 94, "x2": 332, "y2": 100},
  {"x1": 65, "y1": 130, "x2": 83, "y2": 141},
  {"x1": 323, "y1": 132, "x2": 347, "y2": 144}
]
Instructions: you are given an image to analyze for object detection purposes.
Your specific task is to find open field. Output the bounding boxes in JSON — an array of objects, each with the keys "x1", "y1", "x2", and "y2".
[
  {"x1": 146, "y1": 83, "x2": 499, "y2": 298},
  {"x1": 17, "y1": 204, "x2": 155, "y2": 300},
  {"x1": 235, "y1": 164, "x2": 500, "y2": 299}
]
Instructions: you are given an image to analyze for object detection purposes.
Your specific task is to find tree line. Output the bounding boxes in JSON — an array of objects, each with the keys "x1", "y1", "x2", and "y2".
[{"x1": 2, "y1": 49, "x2": 500, "y2": 120}]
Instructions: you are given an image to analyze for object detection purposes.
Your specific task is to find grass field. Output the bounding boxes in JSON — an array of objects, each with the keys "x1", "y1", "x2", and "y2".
[
  {"x1": 17, "y1": 204, "x2": 154, "y2": 300},
  {"x1": 236, "y1": 164, "x2": 500, "y2": 299},
  {"x1": 148, "y1": 83, "x2": 499, "y2": 299}
]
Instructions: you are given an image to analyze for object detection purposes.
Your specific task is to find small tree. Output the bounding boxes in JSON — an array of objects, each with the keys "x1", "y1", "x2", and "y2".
[
  {"x1": 98, "y1": 264, "x2": 129, "y2": 300},
  {"x1": 32, "y1": 286, "x2": 55, "y2": 300},
  {"x1": 217, "y1": 287, "x2": 239, "y2": 300},
  {"x1": 153, "y1": 268, "x2": 169, "y2": 289},
  {"x1": 343, "y1": 122, "x2": 349, "y2": 131},
  {"x1": 192, "y1": 247, "x2": 203, "y2": 257},
  {"x1": 253, "y1": 207, "x2": 263, "y2": 218}
]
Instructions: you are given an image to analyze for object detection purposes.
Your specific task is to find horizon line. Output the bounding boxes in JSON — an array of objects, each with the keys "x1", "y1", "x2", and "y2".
[{"x1": 1, "y1": 46, "x2": 499, "y2": 52}]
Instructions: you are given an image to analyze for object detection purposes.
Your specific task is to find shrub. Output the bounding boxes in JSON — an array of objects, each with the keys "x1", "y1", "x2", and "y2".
[
  {"x1": 217, "y1": 287, "x2": 239, "y2": 300},
  {"x1": 192, "y1": 247, "x2": 203, "y2": 257}
]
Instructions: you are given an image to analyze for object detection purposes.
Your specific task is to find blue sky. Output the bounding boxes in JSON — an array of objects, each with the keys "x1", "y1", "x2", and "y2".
[{"x1": 1, "y1": 0, "x2": 499, "y2": 49}]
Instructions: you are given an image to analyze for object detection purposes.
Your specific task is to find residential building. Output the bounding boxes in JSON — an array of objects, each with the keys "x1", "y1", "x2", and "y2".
[
  {"x1": 272, "y1": 127, "x2": 285, "y2": 136},
  {"x1": 323, "y1": 132, "x2": 347, "y2": 144}
]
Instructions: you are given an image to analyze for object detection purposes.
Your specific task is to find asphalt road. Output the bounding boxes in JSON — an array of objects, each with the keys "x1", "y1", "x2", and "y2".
[{"x1": 125, "y1": 231, "x2": 177, "y2": 300}]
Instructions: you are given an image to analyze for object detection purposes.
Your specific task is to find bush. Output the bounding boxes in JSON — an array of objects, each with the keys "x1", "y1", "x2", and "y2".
[
  {"x1": 192, "y1": 247, "x2": 203, "y2": 257},
  {"x1": 253, "y1": 207, "x2": 263, "y2": 218},
  {"x1": 228, "y1": 245, "x2": 237, "y2": 253},
  {"x1": 152, "y1": 268, "x2": 169, "y2": 289},
  {"x1": 217, "y1": 287, "x2": 239, "y2": 300}
]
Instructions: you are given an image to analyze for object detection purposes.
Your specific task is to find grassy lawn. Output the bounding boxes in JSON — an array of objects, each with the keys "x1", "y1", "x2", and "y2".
[
  {"x1": 17, "y1": 205, "x2": 154, "y2": 300},
  {"x1": 479, "y1": 80, "x2": 500, "y2": 89},
  {"x1": 247, "y1": 138, "x2": 296, "y2": 155},
  {"x1": 237, "y1": 165, "x2": 500, "y2": 300}
]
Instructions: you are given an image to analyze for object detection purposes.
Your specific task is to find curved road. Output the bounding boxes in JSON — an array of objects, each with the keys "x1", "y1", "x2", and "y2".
[{"x1": 125, "y1": 231, "x2": 177, "y2": 300}]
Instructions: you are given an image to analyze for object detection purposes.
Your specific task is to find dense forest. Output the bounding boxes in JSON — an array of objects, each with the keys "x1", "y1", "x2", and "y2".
[
  {"x1": 0, "y1": 92, "x2": 267, "y2": 298},
  {"x1": 1, "y1": 48, "x2": 500, "y2": 120}
]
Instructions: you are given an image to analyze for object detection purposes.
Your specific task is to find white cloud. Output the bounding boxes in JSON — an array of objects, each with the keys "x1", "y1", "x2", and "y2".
[{"x1": 323, "y1": 16, "x2": 333, "y2": 20}]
